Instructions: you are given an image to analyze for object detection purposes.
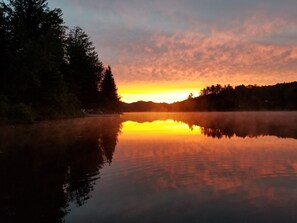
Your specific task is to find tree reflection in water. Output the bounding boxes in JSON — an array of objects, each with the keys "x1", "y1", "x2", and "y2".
[
  {"x1": 123, "y1": 112, "x2": 297, "y2": 139},
  {"x1": 0, "y1": 116, "x2": 122, "y2": 223}
]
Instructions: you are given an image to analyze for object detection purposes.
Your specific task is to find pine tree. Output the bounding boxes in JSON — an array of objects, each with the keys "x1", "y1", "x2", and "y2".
[
  {"x1": 65, "y1": 27, "x2": 103, "y2": 109},
  {"x1": 99, "y1": 66, "x2": 120, "y2": 112}
]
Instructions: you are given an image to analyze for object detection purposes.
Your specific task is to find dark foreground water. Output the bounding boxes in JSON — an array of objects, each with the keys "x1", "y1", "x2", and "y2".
[{"x1": 1, "y1": 112, "x2": 297, "y2": 223}]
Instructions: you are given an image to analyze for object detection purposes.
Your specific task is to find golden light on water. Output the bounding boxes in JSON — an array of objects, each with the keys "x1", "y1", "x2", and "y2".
[
  {"x1": 121, "y1": 120, "x2": 202, "y2": 136},
  {"x1": 116, "y1": 115, "x2": 297, "y2": 197}
]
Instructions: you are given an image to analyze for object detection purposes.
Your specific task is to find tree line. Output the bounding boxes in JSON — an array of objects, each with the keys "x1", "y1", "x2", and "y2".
[
  {"x1": 0, "y1": 0, "x2": 120, "y2": 123},
  {"x1": 193, "y1": 82, "x2": 297, "y2": 111}
]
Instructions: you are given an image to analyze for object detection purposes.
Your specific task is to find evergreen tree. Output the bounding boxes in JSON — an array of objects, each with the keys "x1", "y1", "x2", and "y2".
[
  {"x1": 65, "y1": 27, "x2": 103, "y2": 109},
  {"x1": 0, "y1": 0, "x2": 79, "y2": 119},
  {"x1": 0, "y1": 0, "x2": 121, "y2": 121},
  {"x1": 99, "y1": 66, "x2": 120, "y2": 112}
]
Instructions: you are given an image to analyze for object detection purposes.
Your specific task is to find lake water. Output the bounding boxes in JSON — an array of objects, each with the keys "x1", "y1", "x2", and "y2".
[{"x1": 1, "y1": 112, "x2": 297, "y2": 223}]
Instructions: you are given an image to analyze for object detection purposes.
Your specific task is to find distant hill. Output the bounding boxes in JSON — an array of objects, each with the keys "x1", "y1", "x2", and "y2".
[
  {"x1": 120, "y1": 101, "x2": 171, "y2": 112},
  {"x1": 121, "y1": 82, "x2": 297, "y2": 112}
]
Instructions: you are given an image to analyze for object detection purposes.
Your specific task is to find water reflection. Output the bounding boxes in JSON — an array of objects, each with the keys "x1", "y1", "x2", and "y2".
[
  {"x1": 123, "y1": 112, "x2": 297, "y2": 139},
  {"x1": 0, "y1": 112, "x2": 297, "y2": 223},
  {"x1": 0, "y1": 117, "x2": 122, "y2": 223},
  {"x1": 102, "y1": 115, "x2": 297, "y2": 223}
]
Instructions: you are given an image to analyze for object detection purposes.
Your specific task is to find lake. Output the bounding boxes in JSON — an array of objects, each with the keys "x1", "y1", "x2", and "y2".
[{"x1": 1, "y1": 112, "x2": 297, "y2": 223}]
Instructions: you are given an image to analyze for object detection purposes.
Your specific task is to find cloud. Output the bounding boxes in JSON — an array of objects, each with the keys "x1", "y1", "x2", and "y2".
[
  {"x1": 112, "y1": 29, "x2": 297, "y2": 85},
  {"x1": 50, "y1": 0, "x2": 297, "y2": 86}
]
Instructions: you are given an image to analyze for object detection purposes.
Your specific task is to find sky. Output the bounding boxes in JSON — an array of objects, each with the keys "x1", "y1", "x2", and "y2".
[{"x1": 50, "y1": 0, "x2": 297, "y2": 103}]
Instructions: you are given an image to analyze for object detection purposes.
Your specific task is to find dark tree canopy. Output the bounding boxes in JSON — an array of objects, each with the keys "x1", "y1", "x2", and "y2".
[
  {"x1": 65, "y1": 27, "x2": 103, "y2": 109},
  {"x1": 0, "y1": 0, "x2": 121, "y2": 122},
  {"x1": 0, "y1": 0, "x2": 79, "y2": 120}
]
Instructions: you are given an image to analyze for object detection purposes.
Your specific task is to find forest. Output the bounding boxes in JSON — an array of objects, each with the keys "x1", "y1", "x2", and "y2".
[{"x1": 0, "y1": 0, "x2": 120, "y2": 123}]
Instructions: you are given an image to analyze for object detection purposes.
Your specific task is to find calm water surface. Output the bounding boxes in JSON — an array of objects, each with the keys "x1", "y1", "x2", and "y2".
[{"x1": 1, "y1": 112, "x2": 297, "y2": 223}]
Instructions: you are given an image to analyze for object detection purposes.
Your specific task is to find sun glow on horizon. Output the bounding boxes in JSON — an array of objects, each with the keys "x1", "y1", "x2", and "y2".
[{"x1": 118, "y1": 82, "x2": 201, "y2": 103}]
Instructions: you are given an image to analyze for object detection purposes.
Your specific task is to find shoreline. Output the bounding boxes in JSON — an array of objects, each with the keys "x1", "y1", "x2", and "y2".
[{"x1": 1, "y1": 110, "x2": 297, "y2": 126}]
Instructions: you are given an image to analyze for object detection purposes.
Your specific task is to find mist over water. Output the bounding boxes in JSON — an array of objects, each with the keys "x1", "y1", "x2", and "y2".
[{"x1": 0, "y1": 112, "x2": 297, "y2": 223}]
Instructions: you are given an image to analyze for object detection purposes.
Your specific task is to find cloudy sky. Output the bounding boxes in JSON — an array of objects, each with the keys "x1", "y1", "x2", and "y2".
[{"x1": 50, "y1": 0, "x2": 297, "y2": 102}]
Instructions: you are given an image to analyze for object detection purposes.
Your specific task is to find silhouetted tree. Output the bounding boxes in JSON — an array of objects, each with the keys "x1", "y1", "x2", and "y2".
[
  {"x1": 99, "y1": 66, "x2": 120, "y2": 112},
  {"x1": 188, "y1": 92, "x2": 194, "y2": 100},
  {"x1": 198, "y1": 82, "x2": 297, "y2": 111},
  {"x1": 0, "y1": 0, "x2": 113, "y2": 121},
  {"x1": 65, "y1": 27, "x2": 103, "y2": 109},
  {"x1": 0, "y1": 0, "x2": 80, "y2": 120},
  {"x1": 200, "y1": 84, "x2": 223, "y2": 96}
]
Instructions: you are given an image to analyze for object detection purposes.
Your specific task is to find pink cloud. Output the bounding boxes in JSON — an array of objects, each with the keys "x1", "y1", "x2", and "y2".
[
  {"x1": 112, "y1": 27, "x2": 297, "y2": 86},
  {"x1": 50, "y1": 0, "x2": 297, "y2": 87},
  {"x1": 106, "y1": 10, "x2": 297, "y2": 87}
]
